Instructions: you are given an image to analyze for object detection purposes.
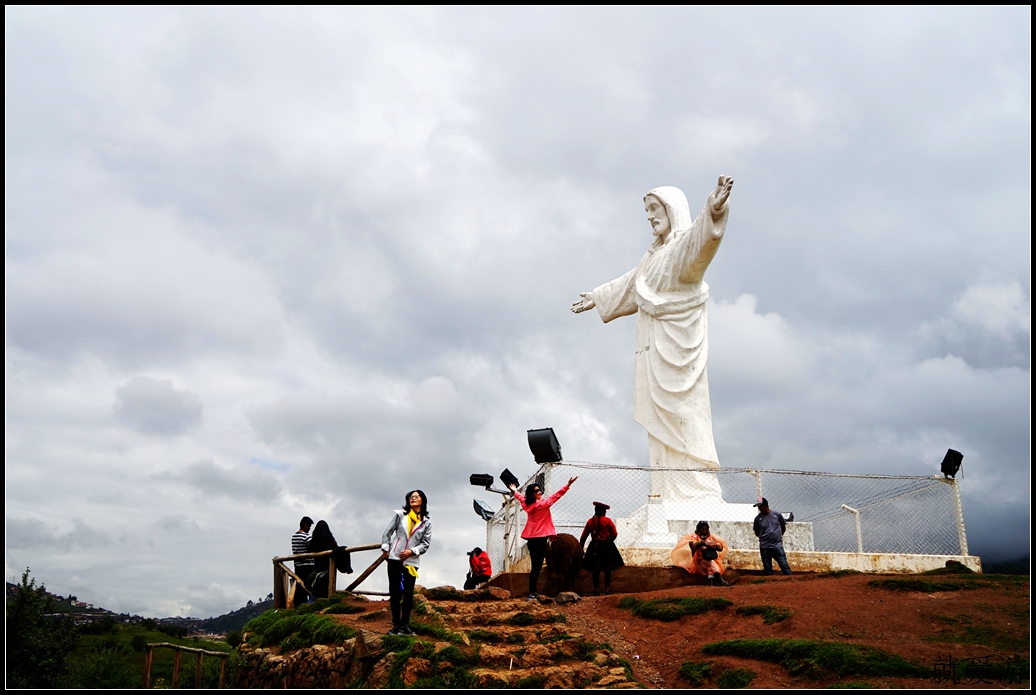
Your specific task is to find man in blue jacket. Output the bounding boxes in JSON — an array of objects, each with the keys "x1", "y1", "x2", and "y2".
[{"x1": 753, "y1": 498, "x2": 792, "y2": 576}]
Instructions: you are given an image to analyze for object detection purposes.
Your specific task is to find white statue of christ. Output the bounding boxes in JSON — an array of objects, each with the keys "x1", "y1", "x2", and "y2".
[{"x1": 572, "y1": 177, "x2": 739, "y2": 521}]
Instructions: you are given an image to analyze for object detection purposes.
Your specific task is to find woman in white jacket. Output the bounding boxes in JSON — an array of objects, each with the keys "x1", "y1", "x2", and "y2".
[{"x1": 381, "y1": 490, "x2": 432, "y2": 635}]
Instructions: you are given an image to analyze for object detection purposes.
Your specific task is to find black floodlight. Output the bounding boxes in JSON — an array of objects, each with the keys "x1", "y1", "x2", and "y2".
[
  {"x1": 527, "y1": 427, "x2": 562, "y2": 464},
  {"x1": 473, "y1": 499, "x2": 496, "y2": 521},
  {"x1": 940, "y1": 449, "x2": 963, "y2": 479},
  {"x1": 499, "y1": 468, "x2": 520, "y2": 489},
  {"x1": 469, "y1": 473, "x2": 494, "y2": 488}
]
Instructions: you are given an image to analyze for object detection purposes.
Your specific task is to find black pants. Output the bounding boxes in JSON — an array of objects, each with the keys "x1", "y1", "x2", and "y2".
[
  {"x1": 527, "y1": 537, "x2": 548, "y2": 596},
  {"x1": 463, "y1": 574, "x2": 491, "y2": 590},
  {"x1": 387, "y1": 559, "x2": 416, "y2": 626}
]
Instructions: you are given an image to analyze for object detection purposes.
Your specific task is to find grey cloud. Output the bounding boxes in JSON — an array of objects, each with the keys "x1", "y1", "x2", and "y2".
[
  {"x1": 3, "y1": 7, "x2": 1028, "y2": 616},
  {"x1": 160, "y1": 460, "x2": 283, "y2": 503},
  {"x1": 6, "y1": 517, "x2": 112, "y2": 552},
  {"x1": 114, "y1": 376, "x2": 203, "y2": 435}
]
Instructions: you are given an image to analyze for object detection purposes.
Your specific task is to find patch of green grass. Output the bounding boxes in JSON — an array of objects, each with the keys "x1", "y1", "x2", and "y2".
[
  {"x1": 505, "y1": 633, "x2": 526, "y2": 645},
  {"x1": 467, "y1": 629, "x2": 501, "y2": 643},
  {"x1": 737, "y1": 604, "x2": 792, "y2": 624},
  {"x1": 819, "y1": 570, "x2": 860, "y2": 579},
  {"x1": 411, "y1": 620, "x2": 465, "y2": 644},
  {"x1": 617, "y1": 595, "x2": 732, "y2": 622},
  {"x1": 922, "y1": 563, "x2": 975, "y2": 575},
  {"x1": 869, "y1": 578, "x2": 972, "y2": 592},
  {"x1": 358, "y1": 609, "x2": 387, "y2": 622},
  {"x1": 749, "y1": 578, "x2": 768, "y2": 584},
  {"x1": 679, "y1": 659, "x2": 713, "y2": 685},
  {"x1": 702, "y1": 639, "x2": 929, "y2": 679},
  {"x1": 827, "y1": 680, "x2": 873, "y2": 688},
  {"x1": 242, "y1": 608, "x2": 357, "y2": 651},
  {"x1": 323, "y1": 603, "x2": 365, "y2": 614},
  {"x1": 516, "y1": 674, "x2": 548, "y2": 688},
  {"x1": 506, "y1": 612, "x2": 535, "y2": 626},
  {"x1": 717, "y1": 667, "x2": 756, "y2": 688}
]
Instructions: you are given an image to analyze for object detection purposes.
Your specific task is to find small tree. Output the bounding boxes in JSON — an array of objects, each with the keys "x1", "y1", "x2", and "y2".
[{"x1": 6, "y1": 568, "x2": 81, "y2": 688}]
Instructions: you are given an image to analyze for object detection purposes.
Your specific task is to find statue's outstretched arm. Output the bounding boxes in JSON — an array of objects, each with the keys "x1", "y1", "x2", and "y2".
[
  {"x1": 709, "y1": 175, "x2": 734, "y2": 221},
  {"x1": 571, "y1": 292, "x2": 596, "y2": 313}
]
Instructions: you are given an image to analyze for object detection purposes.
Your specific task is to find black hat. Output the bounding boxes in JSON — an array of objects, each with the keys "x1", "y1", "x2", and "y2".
[
  {"x1": 752, "y1": 498, "x2": 769, "y2": 508},
  {"x1": 592, "y1": 501, "x2": 610, "y2": 510}
]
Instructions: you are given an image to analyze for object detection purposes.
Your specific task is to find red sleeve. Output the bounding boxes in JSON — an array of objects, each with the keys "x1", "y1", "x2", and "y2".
[
  {"x1": 602, "y1": 517, "x2": 618, "y2": 541},
  {"x1": 580, "y1": 518, "x2": 593, "y2": 546},
  {"x1": 476, "y1": 553, "x2": 492, "y2": 575}
]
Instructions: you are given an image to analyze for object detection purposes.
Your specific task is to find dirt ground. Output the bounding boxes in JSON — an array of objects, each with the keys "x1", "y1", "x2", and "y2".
[
  {"x1": 349, "y1": 571, "x2": 1028, "y2": 688},
  {"x1": 557, "y1": 572, "x2": 1030, "y2": 689}
]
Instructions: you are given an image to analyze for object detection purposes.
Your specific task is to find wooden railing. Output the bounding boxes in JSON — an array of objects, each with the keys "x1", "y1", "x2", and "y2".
[
  {"x1": 272, "y1": 544, "x2": 389, "y2": 609},
  {"x1": 143, "y1": 642, "x2": 229, "y2": 689}
]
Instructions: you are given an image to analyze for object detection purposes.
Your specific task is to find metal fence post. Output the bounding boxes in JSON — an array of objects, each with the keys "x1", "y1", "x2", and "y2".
[
  {"x1": 951, "y1": 478, "x2": 969, "y2": 556},
  {"x1": 751, "y1": 469, "x2": 763, "y2": 500},
  {"x1": 841, "y1": 504, "x2": 863, "y2": 553}
]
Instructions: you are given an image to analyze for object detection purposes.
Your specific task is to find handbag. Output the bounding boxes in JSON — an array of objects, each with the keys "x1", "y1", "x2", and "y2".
[{"x1": 702, "y1": 547, "x2": 719, "y2": 560}]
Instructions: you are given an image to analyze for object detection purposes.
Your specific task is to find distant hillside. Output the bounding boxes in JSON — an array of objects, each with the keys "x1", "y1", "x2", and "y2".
[{"x1": 195, "y1": 599, "x2": 274, "y2": 633}]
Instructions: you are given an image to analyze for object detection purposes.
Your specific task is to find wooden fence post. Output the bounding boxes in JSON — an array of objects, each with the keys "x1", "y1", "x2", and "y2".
[
  {"x1": 172, "y1": 648, "x2": 182, "y2": 688},
  {"x1": 219, "y1": 655, "x2": 228, "y2": 688},
  {"x1": 273, "y1": 562, "x2": 287, "y2": 609},
  {"x1": 328, "y1": 555, "x2": 337, "y2": 596},
  {"x1": 143, "y1": 645, "x2": 154, "y2": 689},
  {"x1": 195, "y1": 651, "x2": 204, "y2": 689}
]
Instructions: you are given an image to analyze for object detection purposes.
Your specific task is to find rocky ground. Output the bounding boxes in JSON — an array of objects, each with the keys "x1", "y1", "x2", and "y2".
[{"x1": 237, "y1": 568, "x2": 1028, "y2": 688}]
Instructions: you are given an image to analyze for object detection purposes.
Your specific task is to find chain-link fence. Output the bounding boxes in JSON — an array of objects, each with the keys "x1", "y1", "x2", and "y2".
[{"x1": 483, "y1": 462, "x2": 967, "y2": 573}]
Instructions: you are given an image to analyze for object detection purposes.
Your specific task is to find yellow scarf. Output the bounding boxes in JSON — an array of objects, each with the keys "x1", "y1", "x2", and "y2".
[{"x1": 405, "y1": 510, "x2": 421, "y2": 578}]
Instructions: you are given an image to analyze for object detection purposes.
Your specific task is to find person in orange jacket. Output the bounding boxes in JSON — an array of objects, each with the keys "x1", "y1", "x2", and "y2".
[{"x1": 671, "y1": 520, "x2": 728, "y2": 586}]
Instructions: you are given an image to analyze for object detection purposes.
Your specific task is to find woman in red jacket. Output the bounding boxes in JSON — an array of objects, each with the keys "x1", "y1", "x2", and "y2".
[
  {"x1": 580, "y1": 501, "x2": 625, "y2": 595},
  {"x1": 508, "y1": 476, "x2": 578, "y2": 601}
]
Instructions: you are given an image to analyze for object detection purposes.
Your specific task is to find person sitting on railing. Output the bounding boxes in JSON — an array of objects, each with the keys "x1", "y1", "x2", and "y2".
[
  {"x1": 671, "y1": 520, "x2": 729, "y2": 586},
  {"x1": 305, "y1": 520, "x2": 353, "y2": 600}
]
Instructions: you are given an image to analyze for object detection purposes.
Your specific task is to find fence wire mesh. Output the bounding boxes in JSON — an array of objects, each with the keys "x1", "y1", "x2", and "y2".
[{"x1": 483, "y1": 462, "x2": 966, "y2": 573}]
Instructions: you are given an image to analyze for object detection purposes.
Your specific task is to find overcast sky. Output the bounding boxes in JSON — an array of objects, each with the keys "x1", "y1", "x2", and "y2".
[{"x1": 6, "y1": 7, "x2": 1030, "y2": 618}]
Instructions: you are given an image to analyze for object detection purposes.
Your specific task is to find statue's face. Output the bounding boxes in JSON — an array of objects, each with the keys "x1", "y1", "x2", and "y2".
[{"x1": 644, "y1": 195, "x2": 671, "y2": 238}]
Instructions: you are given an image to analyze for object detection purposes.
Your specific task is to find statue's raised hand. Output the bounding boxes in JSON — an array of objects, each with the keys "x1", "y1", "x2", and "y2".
[
  {"x1": 709, "y1": 175, "x2": 734, "y2": 219},
  {"x1": 571, "y1": 292, "x2": 596, "y2": 314}
]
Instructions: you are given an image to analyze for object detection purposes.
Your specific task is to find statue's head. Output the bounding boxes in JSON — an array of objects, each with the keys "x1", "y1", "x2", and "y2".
[{"x1": 644, "y1": 187, "x2": 692, "y2": 242}]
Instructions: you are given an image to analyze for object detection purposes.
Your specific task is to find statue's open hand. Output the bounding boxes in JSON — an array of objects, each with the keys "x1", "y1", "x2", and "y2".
[
  {"x1": 709, "y1": 175, "x2": 734, "y2": 218},
  {"x1": 571, "y1": 292, "x2": 595, "y2": 314}
]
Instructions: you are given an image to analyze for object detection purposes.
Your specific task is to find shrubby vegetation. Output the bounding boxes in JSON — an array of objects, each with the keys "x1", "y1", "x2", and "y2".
[
  {"x1": 6, "y1": 569, "x2": 239, "y2": 689},
  {"x1": 6, "y1": 569, "x2": 81, "y2": 687}
]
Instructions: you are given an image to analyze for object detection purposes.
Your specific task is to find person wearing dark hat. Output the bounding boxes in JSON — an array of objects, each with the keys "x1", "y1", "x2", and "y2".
[
  {"x1": 463, "y1": 547, "x2": 492, "y2": 590},
  {"x1": 753, "y1": 498, "x2": 792, "y2": 576},
  {"x1": 580, "y1": 502, "x2": 624, "y2": 595}
]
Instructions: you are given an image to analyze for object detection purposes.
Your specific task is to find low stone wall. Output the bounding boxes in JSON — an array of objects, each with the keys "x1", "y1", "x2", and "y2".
[{"x1": 237, "y1": 633, "x2": 377, "y2": 688}]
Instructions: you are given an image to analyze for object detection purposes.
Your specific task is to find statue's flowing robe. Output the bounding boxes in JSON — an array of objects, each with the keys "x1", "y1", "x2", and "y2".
[{"x1": 592, "y1": 188, "x2": 727, "y2": 499}]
